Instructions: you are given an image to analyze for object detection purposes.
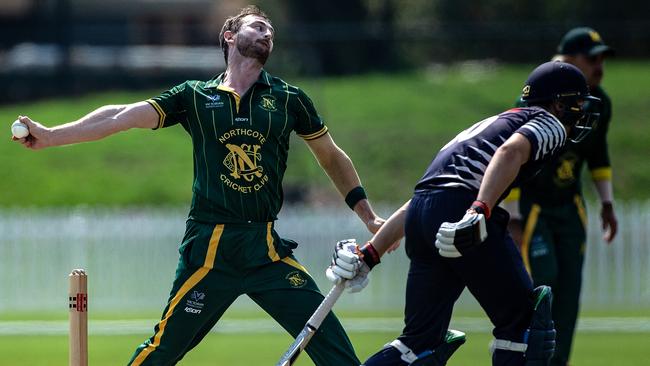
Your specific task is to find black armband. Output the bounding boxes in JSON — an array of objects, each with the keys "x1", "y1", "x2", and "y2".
[
  {"x1": 345, "y1": 186, "x2": 367, "y2": 210},
  {"x1": 360, "y1": 242, "x2": 380, "y2": 269}
]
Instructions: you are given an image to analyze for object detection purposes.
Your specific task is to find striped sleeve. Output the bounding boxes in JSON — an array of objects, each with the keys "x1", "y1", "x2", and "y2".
[
  {"x1": 517, "y1": 115, "x2": 567, "y2": 161},
  {"x1": 297, "y1": 126, "x2": 329, "y2": 140},
  {"x1": 292, "y1": 88, "x2": 327, "y2": 140},
  {"x1": 145, "y1": 99, "x2": 166, "y2": 130},
  {"x1": 591, "y1": 167, "x2": 612, "y2": 181},
  {"x1": 147, "y1": 82, "x2": 188, "y2": 129}
]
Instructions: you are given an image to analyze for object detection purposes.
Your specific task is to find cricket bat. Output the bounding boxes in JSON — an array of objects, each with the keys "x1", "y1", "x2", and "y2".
[{"x1": 275, "y1": 281, "x2": 346, "y2": 366}]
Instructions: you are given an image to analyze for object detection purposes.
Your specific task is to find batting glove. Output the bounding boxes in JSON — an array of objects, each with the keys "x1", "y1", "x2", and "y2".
[
  {"x1": 326, "y1": 239, "x2": 380, "y2": 293},
  {"x1": 346, "y1": 263, "x2": 370, "y2": 293},
  {"x1": 435, "y1": 201, "x2": 489, "y2": 258},
  {"x1": 326, "y1": 239, "x2": 362, "y2": 281}
]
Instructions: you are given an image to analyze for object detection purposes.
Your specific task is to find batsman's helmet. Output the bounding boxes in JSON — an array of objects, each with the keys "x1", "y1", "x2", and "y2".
[{"x1": 520, "y1": 61, "x2": 601, "y2": 143}]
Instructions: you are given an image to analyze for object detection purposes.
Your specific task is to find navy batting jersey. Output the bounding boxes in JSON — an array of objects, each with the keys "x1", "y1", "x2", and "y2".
[{"x1": 415, "y1": 107, "x2": 567, "y2": 202}]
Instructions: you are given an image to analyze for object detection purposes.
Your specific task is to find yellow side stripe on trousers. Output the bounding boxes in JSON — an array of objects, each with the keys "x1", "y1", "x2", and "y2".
[
  {"x1": 521, "y1": 204, "x2": 541, "y2": 275},
  {"x1": 266, "y1": 222, "x2": 280, "y2": 262},
  {"x1": 574, "y1": 195, "x2": 588, "y2": 229},
  {"x1": 131, "y1": 224, "x2": 224, "y2": 366},
  {"x1": 281, "y1": 256, "x2": 310, "y2": 275}
]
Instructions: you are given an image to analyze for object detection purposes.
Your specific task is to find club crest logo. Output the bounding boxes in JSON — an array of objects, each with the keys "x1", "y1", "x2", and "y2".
[
  {"x1": 224, "y1": 143, "x2": 264, "y2": 181},
  {"x1": 286, "y1": 271, "x2": 307, "y2": 288},
  {"x1": 218, "y1": 130, "x2": 270, "y2": 194},
  {"x1": 553, "y1": 153, "x2": 578, "y2": 187},
  {"x1": 259, "y1": 94, "x2": 277, "y2": 112},
  {"x1": 522, "y1": 85, "x2": 531, "y2": 97}
]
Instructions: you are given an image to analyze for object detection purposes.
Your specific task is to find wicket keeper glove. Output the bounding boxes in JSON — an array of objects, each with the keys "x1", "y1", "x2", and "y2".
[
  {"x1": 325, "y1": 239, "x2": 380, "y2": 293},
  {"x1": 435, "y1": 200, "x2": 489, "y2": 258}
]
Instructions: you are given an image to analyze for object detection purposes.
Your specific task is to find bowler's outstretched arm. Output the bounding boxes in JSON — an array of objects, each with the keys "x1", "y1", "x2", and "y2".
[{"x1": 14, "y1": 101, "x2": 159, "y2": 149}]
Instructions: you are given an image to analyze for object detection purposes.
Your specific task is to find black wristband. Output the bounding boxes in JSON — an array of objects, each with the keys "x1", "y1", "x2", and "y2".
[
  {"x1": 345, "y1": 186, "x2": 367, "y2": 210},
  {"x1": 360, "y1": 243, "x2": 380, "y2": 269}
]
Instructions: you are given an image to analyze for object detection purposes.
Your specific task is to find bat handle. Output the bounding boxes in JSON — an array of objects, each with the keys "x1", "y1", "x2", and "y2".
[
  {"x1": 275, "y1": 281, "x2": 347, "y2": 366},
  {"x1": 305, "y1": 281, "x2": 346, "y2": 329}
]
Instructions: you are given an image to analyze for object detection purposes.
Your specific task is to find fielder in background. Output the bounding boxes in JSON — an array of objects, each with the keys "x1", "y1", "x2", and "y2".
[
  {"x1": 502, "y1": 27, "x2": 618, "y2": 366},
  {"x1": 13, "y1": 6, "x2": 385, "y2": 365},
  {"x1": 326, "y1": 61, "x2": 602, "y2": 366}
]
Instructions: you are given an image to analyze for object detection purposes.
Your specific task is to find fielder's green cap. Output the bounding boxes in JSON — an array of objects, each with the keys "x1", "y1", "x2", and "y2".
[{"x1": 557, "y1": 27, "x2": 615, "y2": 56}]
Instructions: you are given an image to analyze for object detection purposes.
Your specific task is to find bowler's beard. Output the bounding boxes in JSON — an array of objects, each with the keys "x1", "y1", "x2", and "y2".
[{"x1": 236, "y1": 37, "x2": 270, "y2": 65}]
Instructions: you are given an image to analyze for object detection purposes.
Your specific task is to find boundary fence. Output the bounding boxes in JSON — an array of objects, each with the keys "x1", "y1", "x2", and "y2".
[{"x1": 0, "y1": 201, "x2": 648, "y2": 313}]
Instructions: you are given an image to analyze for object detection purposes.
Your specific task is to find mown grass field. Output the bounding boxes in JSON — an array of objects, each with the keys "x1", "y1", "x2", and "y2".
[
  {"x1": 1, "y1": 330, "x2": 648, "y2": 365},
  {"x1": 1, "y1": 61, "x2": 649, "y2": 206},
  {"x1": 1, "y1": 310, "x2": 649, "y2": 365}
]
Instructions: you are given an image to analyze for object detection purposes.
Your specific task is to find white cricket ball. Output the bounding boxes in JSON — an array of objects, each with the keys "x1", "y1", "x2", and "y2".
[{"x1": 11, "y1": 120, "x2": 30, "y2": 138}]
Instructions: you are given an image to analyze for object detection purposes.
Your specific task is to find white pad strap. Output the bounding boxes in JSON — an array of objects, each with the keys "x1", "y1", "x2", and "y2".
[
  {"x1": 489, "y1": 339, "x2": 528, "y2": 354},
  {"x1": 388, "y1": 339, "x2": 418, "y2": 363}
]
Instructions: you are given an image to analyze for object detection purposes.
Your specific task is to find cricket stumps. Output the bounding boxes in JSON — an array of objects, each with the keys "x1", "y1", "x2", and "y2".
[{"x1": 69, "y1": 269, "x2": 88, "y2": 366}]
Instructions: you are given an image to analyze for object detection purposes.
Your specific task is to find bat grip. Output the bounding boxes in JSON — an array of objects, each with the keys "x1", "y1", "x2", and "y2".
[
  {"x1": 275, "y1": 281, "x2": 347, "y2": 366},
  {"x1": 305, "y1": 281, "x2": 346, "y2": 329}
]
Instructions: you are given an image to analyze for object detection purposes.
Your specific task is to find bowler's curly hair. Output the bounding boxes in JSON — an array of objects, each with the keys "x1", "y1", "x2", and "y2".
[{"x1": 219, "y1": 5, "x2": 272, "y2": 65}]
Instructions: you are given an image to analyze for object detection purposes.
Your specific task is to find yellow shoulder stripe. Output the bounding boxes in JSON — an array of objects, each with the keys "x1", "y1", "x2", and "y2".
[
  {"x1": 298, "y1": 126, "x2": 328, "y2": 140},
  {"x1": 590, "y1": 167, "x2": 612, "y2": 181},
  {"x1": 145, "y1": 99, "x2": 166, "y2": 129}
]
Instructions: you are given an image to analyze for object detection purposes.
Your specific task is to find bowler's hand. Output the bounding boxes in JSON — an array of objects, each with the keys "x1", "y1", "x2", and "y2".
[
  {"x1": 601, "y1": 202, "x2": 618, "y2": 243},
  {"x1": 365, "y1": 216, "x2": 385, "y2": 234},
  {"x1": 365, "y1": 216, "x2": 401, "y2": 252},
  {"x1": 435, "y1": 210, "x2": 487, "y2": 258},
  {"x1": 12, "y1": 116, "x2": 51, "y2": 149}
]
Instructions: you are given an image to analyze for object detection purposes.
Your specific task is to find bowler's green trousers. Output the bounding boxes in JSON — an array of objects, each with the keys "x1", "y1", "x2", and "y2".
[
  {"x1": 520, "y1": 195, "x2": 587, "y2": 366},
  {"x1": 128, "y1": 220, "x2": 359, "y2": 365}
]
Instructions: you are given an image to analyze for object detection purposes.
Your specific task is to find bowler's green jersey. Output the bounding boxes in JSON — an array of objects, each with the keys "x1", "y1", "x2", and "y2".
[{"x1": 147, "y1": 70, "x2": 328, "y2": 223}]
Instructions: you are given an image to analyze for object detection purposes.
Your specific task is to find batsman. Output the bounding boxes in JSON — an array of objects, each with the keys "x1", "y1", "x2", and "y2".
[
  {"x1": 327, "y1": 61, "x2": 601, "y2": 366},
  {"x1": 12, "y1": 6, "x2": 384, "y2": 365}
]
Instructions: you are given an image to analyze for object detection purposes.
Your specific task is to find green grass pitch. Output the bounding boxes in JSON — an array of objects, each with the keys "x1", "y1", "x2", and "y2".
[{"x1": 1, "y1": 330, "x2": 648, "y2": 365}]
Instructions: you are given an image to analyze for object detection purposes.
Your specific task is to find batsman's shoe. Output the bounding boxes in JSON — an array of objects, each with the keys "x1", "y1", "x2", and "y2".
[{"x1": 363, "y1": 329, "x2": 466, "y2": 366}]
